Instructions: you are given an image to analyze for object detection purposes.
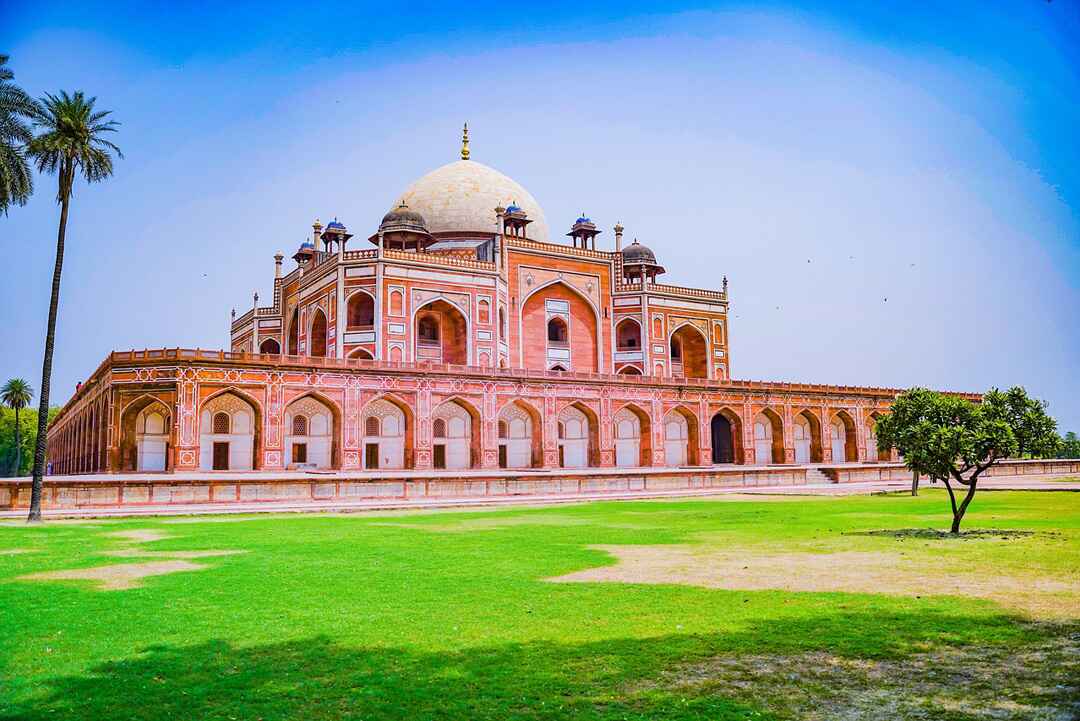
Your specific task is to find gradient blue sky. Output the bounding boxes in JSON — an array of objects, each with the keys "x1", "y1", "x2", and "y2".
[{"x1": 2, "y1": 1, "x2": 1079, "y2": 430}]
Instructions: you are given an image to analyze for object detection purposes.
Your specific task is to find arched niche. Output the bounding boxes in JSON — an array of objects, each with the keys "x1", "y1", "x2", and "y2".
[
  {"x1": 284, "y1": 394, "x2": 339, "y2": 469},
  {"x1": 520, "y1": 281, "x2": 599, "y2": 373},
  {"x1": 830, "y1": 410, "x2": 858, "y2": 463},
  {"x1": 613, "y1": 403, "x2": 651, "y2": 467},
  {"x1": 199, "y1": 390, "x2": 260, "y2": 471},
  {"x1": 664, "y1": 406, "x2": 700, "y2": 466},
  {"x1": 669, "y1": 324, "x2": 708, "y2": 379},
  {"x1": 710, "y1": 408, "x2": 743, "y2": 464},
  {"x1": 615, "y1": 317, "x2": 642, "y2": 351},
  {"x1": 414, "y1": 298, "x2": 468, "y2": 365},
  {"x1": 498, "y1": 400, "x2": 542, "y2": 468},
  {"x1": 347, "y1": 291, "x2": 375, "y2": 329},
  {"x1": 259, "y1": 338, "x2": 280, "y2": 355},
  {"x1": 309, "y1": 308, "x2": 328, "y2": 357},
  {"x1": 794, "y1": 409, "x2": 823, "y2": 464},
  {"x1": 557, "y1": 402, "x2": 599, "y2": 468},
  {"x1": 119, "y1": 395, "x2": 172, "y2": 472},
  {"x1": 431, "y1": 398, "x2": 480, "y2": 470},
  {"x1": 752, "y1": 409, "x2": 784, "y2": 465},
  {"x1": 361, "y1": 396, "x2": 413, "y2": 469}
]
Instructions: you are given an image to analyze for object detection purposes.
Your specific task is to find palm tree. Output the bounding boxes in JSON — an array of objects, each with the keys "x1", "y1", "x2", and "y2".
[
  {"x1": 1, "y1": 379, "x2": 34, "y2": 476},
  {"x1": 25, "y1": 91, "x2": 121, "y2": 521},
  {"x1": 0, "y1": 54, "x2": 36, "y2": 214}
]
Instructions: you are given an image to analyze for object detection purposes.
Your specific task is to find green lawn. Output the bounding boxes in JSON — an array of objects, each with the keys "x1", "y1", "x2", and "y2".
[{"x1": 1, "y1": 490, "x2": 1078, "y2": 720}]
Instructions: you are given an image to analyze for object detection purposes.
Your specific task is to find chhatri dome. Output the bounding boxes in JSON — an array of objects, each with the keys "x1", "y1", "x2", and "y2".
[{"x1": 389, "y1": 124, "x2": 551, "y2": 243}]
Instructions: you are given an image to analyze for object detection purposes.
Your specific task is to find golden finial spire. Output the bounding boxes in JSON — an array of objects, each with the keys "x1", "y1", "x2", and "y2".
[{"x1": 461, "y1": 122, "x2": 470, "y2": 160}]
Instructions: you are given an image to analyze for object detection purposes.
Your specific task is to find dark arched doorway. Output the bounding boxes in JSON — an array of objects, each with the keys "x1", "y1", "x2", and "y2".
[{"x1": 711, "y1": 413, "x2": 734, "y2": 463}]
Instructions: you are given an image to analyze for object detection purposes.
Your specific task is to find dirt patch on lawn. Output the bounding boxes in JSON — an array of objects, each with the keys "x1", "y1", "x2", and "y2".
[
  {"x1": 19, "y1": 560, "x2": 207, "y2": 591},
  {"x1": 106, "y1": 529, "x2": 171, "y2": 543},
  {"x1": 636, "y1": 626, "x2": 1080, "y2": 721},
  {"x1": 101, "y1": 549, "x2": 245, "y2": 559},
  {"x1": 373, "y1": 515, "x2": 629, "y2": 533},
  {"x1": 550, "y1": 545, "x2": 1080, "y2": 619}
]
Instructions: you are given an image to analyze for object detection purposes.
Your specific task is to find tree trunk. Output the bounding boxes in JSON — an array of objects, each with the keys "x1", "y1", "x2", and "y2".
[
  {"x1": 950, "y1": 477, "x2": 980, "y2": 534},
  {"x1": 28, "y1": 170, "x2": 71, "y2": 522},
  {"x1": 12, "y1": 406, "x2": 21, "y2": 477},
  {"x1": 911, "y1": 470, "x2": 918, "y2": 496}
]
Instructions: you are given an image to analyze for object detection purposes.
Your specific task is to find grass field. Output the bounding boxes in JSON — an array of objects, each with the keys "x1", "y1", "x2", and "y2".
[{"x1": 1, "y1": 490, "x2": 1078, "y2": 720}]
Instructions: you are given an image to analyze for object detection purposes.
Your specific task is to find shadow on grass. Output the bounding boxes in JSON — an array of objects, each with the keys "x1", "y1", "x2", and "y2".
[
  {"x1": 3, "y1": 610, "x2": 1076, "y2": 721},
  {"x1": 845, "y1": 528, "x2": 1042, "y2": 540}
]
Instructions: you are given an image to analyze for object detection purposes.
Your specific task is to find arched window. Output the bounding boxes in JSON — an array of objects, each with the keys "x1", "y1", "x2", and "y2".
[
  {"x1": 259, "y1": 338, "x2": 280, "y2": 354},
  {"x1": 292, "y1": 415, "x2": 308, "y2": 436},
  {"x1": 498, "y1": 420, "x2": 508, "y2": 439},
  {"x1": 389, "y1": 290, "x2": 403, "y2": 316},
  {"x1": 616, "y1": 319, "x2": 641, "y2": 350},
  {"x1": 670, "y1": 337, "x2": 682, "y2": 360},
  {"x1": 309, "y1": 309, "x2": 327, "y2": 357},
  {"x1": 433, "y1": 418, "x2": 446, "y2": 438},
  {"x1": 365, "y1": 416, "x2": 380, "y2": 437},
  {"x1": 348, "y1": 293, "x2": 375, "y2": 328},
  {"x1": 212, "y1": 412, "x2": 230, "y2": 435},
  {"x1": 287, "y1": 307, "x2": 299, "y2": 355},
  {"x1": 418, "y1": 315, "x2": 439, "y2": 343},
  {"x1": 547, "y1": 317, "x2": 568, "y2": 344},
  {"x1": 478, "y1": 299, "x2": 491, "y2": 324}
]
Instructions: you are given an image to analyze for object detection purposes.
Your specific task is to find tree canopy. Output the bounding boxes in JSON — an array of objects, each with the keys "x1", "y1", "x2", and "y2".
[{"x1": 876, "y1": 386, "x2": 1059, "y2": 533}]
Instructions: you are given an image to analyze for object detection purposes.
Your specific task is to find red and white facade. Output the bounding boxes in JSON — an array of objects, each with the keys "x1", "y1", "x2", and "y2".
[{"x1": 46, "y1": 137, "x2": 962, "y2": 476}]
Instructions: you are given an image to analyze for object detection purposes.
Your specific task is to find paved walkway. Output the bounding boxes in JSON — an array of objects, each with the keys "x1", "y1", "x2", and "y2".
[{"x1": 1, "y1": 474, "x2": 1075, "y2": 520}]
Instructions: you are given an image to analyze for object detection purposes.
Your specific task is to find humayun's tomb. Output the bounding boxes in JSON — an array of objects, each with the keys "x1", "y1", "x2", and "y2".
[{"x1": 31, "y1": 125, "x2": 1048, "y2": 514}]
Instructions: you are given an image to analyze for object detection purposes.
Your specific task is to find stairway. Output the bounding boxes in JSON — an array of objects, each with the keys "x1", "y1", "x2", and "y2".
[{"x1": 805, "y1": 467, "x2": 835, "y2": 485}]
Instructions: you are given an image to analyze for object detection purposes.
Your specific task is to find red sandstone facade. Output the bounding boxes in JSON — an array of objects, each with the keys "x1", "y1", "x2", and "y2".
[{"x1": 45, "y1": 134, "x2": 969, "y2": 476}]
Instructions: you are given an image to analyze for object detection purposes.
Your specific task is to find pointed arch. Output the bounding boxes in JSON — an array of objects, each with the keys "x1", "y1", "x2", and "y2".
[
  {"x1": 613, "y1": 402, "x2": 652, "y2": 467},
  {"x1": 668, "y1": 322, "x2": 709, "y2": 379},
  {"x1": 793, "y1": 409, "x2": 823, "y2": 463},
  {"x1": 752, "y1": 407, "x2": 784, "y2": 465},
  {"x1": 431, "y1": 396, "x2": 482, "y2": 469},
  {"x1": 830, "y1": 409, "x2": 859, "y2": 462},
  {"x1": 710, "y1": 406, "x2": 743, "y2": 464},
  {"x1": 412, "y1": 296, "x2": 470, "y2": 365},
  {"x1": 348, "y1": 347, "x2": 374, "y2": 361},
  {"x1": 866, "y1": 411, "x2": 884, "y2": 462},
  {"x1": 615, "y1": 317, "x2": 642, "y2": 351},
  {"x1": 498, "y1": 398, "x2": 543, "y2": 468},
  {"x1": 199, "y1": 387, "x2": 262, "y2": 470},
  {"x1": 284, "y1": 391, "x2": 342, "y2": 469},
  {"x1": 557, "y1": 401, "x2": 600, "y2": 468},
  {"x1": 518, "y1": 279, "x2": 603, "y2": 372},
  {"x1": 286, "y1": 306, "x2": 299, "y2": 356},
  {"x1": 665, "y1": 405, "x2": 701, "y2": 466},
  {"x1": 361, "y1": 393, "x2": 415, "y2": 469},
  {"x1": 259, "y1": 338, "x2": 280, "y2": 355},
  {"x1": 118, "y1": 393, "x2": 172, "y2": 472},
  {"x1": 346, "y1": 289, "x2": 375, "y2": 329},
  {"x1": 309, "y1": 307, "x2": 328, "y2": 357}
]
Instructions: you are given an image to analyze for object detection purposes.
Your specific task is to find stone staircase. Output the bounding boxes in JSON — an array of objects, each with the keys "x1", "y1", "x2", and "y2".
[{"x1": 805, "y1": 467, "x2": 836, "y2": 485}]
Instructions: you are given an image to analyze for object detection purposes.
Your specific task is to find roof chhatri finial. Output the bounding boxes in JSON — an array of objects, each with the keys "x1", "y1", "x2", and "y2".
[{"x1": 461, "y1": 122, "x2": 470, "y2": 160}]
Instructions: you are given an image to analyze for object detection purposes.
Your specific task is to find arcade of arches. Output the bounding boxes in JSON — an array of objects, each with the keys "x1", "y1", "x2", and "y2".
[{"x1": 49, "y1": 369, "x2": 899, "y2": 475}]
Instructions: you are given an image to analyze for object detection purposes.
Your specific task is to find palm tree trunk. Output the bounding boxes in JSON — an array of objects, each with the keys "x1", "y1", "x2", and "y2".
[
  {"x1": 12, "y1": 406, "x2": 21, "y2": 476},
  {"x1": 28, "y1": 168, "x2": 71, "y2": 522}
]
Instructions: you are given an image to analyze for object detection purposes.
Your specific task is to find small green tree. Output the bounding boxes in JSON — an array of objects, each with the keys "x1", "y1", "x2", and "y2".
[
  {"x1": 876, "y1": 387, "x2": 1058, "y2": 534},
  {"x1": 1058, "y1": 431, "x2": 1080, "y2": 459},
  {"x1": 1, "y1": 379, "x2": 33, "y2": 476},
  {"x1": 999, "y1": 386, "x2": 1060, "y2": 458}
]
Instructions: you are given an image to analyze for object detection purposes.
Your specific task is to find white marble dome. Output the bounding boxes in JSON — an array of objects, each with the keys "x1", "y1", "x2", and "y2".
[{"x1": 392, "y1": 160, "x2": 550, "y2": 242}]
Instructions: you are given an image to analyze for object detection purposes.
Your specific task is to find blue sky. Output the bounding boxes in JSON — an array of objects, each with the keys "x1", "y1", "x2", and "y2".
[{"x1": 2, "y1": 1, "x2": 1079, "y2": 430}]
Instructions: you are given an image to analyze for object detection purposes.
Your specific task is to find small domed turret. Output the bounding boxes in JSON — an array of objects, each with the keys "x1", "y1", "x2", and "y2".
[
  {"x1": 621, "y1": 238, "x2": 665, "y2": 283},
  {"x1": 371, "y1": 201, "x2": 435, "y2": 251}
]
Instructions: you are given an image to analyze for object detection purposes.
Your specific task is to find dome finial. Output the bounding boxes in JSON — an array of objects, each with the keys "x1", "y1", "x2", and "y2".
[{"x1": 461, "y1": 122, "x2": 470, "y2": 160}]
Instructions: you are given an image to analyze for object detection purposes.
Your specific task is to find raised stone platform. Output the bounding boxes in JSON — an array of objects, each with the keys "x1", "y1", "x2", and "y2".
[{"x1": 2, "y1": 459, "x2": 1076, "y2": 515}]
